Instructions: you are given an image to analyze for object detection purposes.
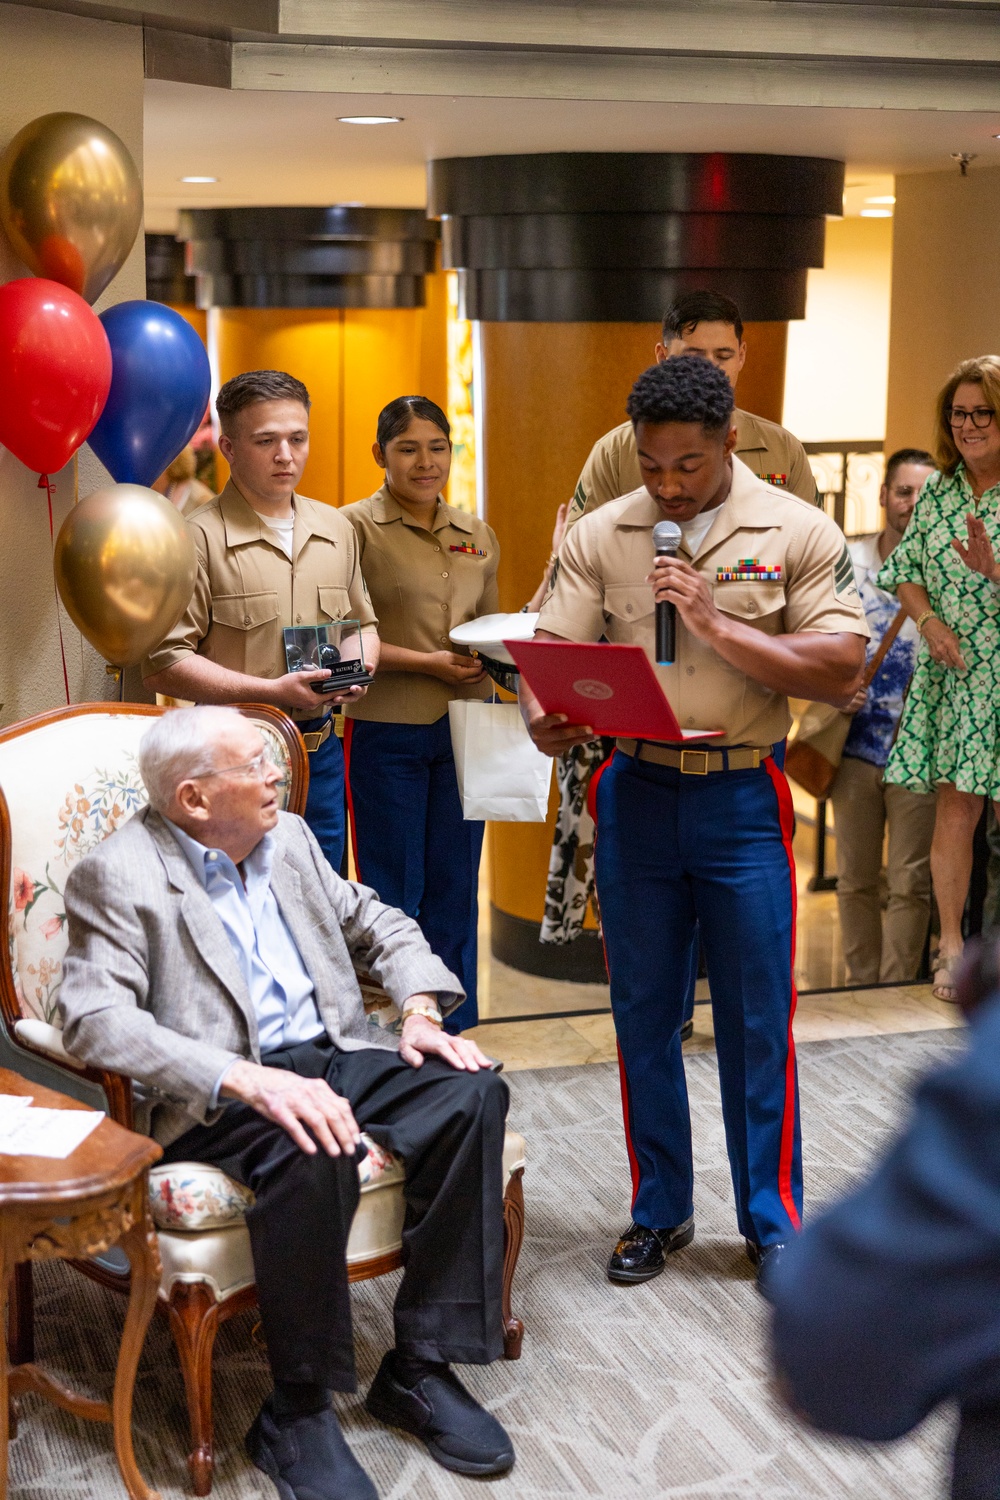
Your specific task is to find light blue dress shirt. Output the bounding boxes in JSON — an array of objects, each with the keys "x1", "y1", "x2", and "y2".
[{"x1": 164, "y1": 820, "x2": 325, "y2": 1100}]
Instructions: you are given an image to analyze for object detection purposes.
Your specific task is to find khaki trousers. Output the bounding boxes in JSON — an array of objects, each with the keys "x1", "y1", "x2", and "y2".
[{"x1": 830, "y1": 754, "x2": 936, "y2": 985}]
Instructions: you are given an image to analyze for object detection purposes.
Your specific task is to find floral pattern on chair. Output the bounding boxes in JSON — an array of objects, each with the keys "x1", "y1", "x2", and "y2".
[
  {"x1": 148, "y1": 1134, "x2": 402, "y2": 1231},
  {"x1": 6, "y1": 723, "x2": 295, "y2": 1027},
  {"x1": 9, "y1": 756, "x2": 148, "y2": 1024}
]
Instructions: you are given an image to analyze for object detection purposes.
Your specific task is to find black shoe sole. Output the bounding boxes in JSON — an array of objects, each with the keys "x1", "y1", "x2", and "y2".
[
  {"x1": 606, "y1": 1221, "x2": 695, "y2": 1284},
  {"x1": 365, "y1": 1387, "x2": 515, "y2": 1477},
  {"x1": 680, "y1": 1019, "x2": 694, "y2": 1042}
]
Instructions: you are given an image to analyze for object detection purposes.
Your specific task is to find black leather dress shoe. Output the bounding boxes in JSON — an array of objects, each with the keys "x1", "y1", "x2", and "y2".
[
  {"x1": 745, "y1": 1239, "x2": 787, "y2": 1301},
  {"x1": 680, "y1": 1018, "x2": 694, "y2": 1043},
  {"x1": 606, "y1": 1217, "x2": 695, "y2": 1283},
  {"x1": 246, "y1": 1395, "x2": 377, "y2": 1500},
  {"x1": 366, "y1": 1351, "x2": 515, "y2": 1477}
]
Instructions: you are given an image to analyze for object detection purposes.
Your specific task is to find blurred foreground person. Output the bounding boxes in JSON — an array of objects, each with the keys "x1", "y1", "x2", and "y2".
[{"x1": 771, "y1": 954, "x2": 1000, "y2": 1499}]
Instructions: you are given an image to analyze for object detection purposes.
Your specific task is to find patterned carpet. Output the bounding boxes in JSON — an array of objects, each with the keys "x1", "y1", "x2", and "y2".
[{"x1": 11, "y1": 1029, "x2": 965, "y2": 1500}]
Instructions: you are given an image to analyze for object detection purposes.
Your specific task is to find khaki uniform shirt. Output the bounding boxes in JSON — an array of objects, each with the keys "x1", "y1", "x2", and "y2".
[
  {"x1": 538, "y1": 457, "x2": 867, "y2": 749},
  {"x1": 143, "y1": 480, "x2": 377, "y2": 721},
  {"x1": 566, "y1": 409, "x2": 818, "y2": 529},
  {"x1": 342, "y1": 486, "x2": 500, "y2": 725}
]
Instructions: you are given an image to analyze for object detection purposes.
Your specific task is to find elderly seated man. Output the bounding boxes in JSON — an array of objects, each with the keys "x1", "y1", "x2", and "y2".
[{"x1": 57, "y1": 705, "x2": 514, "y2": 1500}]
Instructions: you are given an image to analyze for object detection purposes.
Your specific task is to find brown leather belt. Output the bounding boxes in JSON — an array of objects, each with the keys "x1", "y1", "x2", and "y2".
[
  {"x1": 615, "y1": 738, "x2": 773, "y2": 774},
  {"x1": 301, "y1": 719, "x2": 333, "y2": 753}
]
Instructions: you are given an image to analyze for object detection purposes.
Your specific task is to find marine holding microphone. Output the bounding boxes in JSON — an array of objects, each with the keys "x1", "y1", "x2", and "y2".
[{"x1": 520, "y1": 357, "x2": 869, "y2": 1291}]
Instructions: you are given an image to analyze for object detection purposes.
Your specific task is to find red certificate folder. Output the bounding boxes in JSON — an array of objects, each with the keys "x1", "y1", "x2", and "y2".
[{"x1": 505, "y1": 640, "x2": 724, "y2": 742}]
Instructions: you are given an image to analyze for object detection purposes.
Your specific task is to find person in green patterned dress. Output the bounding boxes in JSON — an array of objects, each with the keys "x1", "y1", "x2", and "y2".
[{"x1": 878, "y1": 355, "x2": 1000, "y2": 1001}]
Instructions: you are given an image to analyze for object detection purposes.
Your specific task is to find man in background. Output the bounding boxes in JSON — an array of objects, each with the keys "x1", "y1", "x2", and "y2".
[
  {"x1": 567, "y1": 290, "x2": 818, "y2": 524},
  {"x1": 830, "y1": 448, "x2": 937, "y2": 985}
]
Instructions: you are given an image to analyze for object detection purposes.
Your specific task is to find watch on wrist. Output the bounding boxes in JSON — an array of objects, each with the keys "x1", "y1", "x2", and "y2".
[{"x1": 402, "y1": 1002, "x2": 444, "y2": 1028}]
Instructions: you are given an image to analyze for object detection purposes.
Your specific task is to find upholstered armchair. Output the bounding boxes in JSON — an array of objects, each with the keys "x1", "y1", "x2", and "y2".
[{"x1": 0, "y1": 703, "x2": 526, "y2": 1495}]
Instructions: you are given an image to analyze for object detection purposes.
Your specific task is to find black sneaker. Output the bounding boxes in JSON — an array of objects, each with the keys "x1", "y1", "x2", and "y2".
[
  {"x1": 365, "y1": 1351, "x2": 515, "y2": 1477},
  {"x1": 246, "y1": 1394, "x2": 377, "y2": 1500},
  {"x1": 606, "y1": 1217, "x2": 695, "y2": 1283}
]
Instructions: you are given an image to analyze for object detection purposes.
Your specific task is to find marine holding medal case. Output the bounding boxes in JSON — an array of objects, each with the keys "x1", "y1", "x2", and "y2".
[{"x1": 283, "y1": 620, "x2": 373, "y2": 693}]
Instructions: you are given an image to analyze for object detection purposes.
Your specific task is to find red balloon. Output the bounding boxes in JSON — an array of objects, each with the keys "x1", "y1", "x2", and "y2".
[{"x1": 0, "y1": 277, "x2": 112, "y2": 475}]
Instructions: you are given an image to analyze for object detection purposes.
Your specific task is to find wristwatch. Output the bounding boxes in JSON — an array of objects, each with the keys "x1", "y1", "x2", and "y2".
[{"x1": 402, "y1": 1002, "x2": 444, "y2": 1028}]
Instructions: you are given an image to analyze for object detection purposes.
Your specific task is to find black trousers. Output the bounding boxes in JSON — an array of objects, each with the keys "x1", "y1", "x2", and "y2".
[{"x1": 161, "y1": 1038, "x2": 509, "y2": 1391}]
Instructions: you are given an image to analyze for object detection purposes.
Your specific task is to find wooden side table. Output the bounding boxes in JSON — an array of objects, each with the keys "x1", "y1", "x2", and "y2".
[{"x1": 0, "y1": 1068, "x2": 162, "y2": 1500}]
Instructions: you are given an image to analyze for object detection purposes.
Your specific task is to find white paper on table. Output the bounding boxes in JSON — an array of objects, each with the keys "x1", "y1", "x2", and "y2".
[{"x1": 0, "y1": 1105, "x2": 104, "y2": 1158}]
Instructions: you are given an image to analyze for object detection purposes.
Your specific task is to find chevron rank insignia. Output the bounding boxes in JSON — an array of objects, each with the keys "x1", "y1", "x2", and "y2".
[{"x1": 833, "y1": 544, "x2": 860, "y2": 602}]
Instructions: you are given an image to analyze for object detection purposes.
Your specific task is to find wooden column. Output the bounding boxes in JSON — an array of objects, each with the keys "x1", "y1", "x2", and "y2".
[
  {"x1": 483, "y1": 322, "x2": 658, "y2": 978},
  {"x1": 212, "y1": 277, "x2": 448, "y2": 508}
]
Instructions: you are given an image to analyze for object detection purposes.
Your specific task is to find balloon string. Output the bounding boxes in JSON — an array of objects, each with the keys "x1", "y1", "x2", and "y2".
[{"x1": 39, "y1": 474, "x2": 71, "y2": 707}]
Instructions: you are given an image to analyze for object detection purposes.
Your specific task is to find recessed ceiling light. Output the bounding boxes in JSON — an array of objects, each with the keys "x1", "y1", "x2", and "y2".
[
  {"x1": 865, "y1": 195, "x2": 896, "y2": 204},
  {"x1": 861, "y1": 207, "x2": 893, "y2": 218},
  {"x1": 181, "y1": 175, "x2": 218, "y2": 183},
  {"x1": 337, "y1": 115, "x2": 403, "y2": 125}
]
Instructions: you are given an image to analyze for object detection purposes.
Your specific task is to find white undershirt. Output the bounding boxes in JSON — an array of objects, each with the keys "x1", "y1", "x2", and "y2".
[
  {"x1": 261, "y1": 513, "x2": 295, "y2": 559},
  {"x1": 679, "y1": 504, "x2": 721, "y2": 557}
]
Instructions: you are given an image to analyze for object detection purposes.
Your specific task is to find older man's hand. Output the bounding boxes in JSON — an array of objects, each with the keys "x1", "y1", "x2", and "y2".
[
  {"x1": 399, "y1": 1013, "x2": 493, "y2": 1072},
  {"x1": 221, "y1": 1058, "x2": 361, "y2": 1157}
]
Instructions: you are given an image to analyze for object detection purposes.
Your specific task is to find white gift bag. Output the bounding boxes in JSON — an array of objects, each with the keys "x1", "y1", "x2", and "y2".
[{"x1": 448, "y1": 699, "x2": 553, "y2": 821}]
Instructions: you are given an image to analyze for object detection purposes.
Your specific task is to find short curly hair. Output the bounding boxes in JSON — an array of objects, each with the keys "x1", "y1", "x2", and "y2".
[{"x1": 626, "y1": 356, "x2": 734, "y2": 435}]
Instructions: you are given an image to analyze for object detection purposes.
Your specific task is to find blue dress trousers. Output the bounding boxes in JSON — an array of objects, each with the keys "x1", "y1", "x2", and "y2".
[
  {"x1": 345, "y1": 714, "x2": 483, "y2": 1033},
  {"x1": 596, "y1": 746, "x2": 802, "y2": 1248}
]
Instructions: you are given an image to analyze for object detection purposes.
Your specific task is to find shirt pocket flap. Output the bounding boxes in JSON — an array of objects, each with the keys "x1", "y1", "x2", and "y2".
[
  {"x1": 318, "y1": 585, "x2": 352, "y2": 622},
  {"x1": 603, "y1": 584, "x2": 654, "y2": 623},
  {"x1": 713, "y1": 582, "x2": 786, "y2": 620},
  {"x1": 213, "y1": 592, "x2": 280, "y2": 630}
]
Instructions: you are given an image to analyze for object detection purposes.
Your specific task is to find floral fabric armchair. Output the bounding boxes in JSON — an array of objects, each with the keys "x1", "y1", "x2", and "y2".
[{"x1": 0, "y1": 704, "x2": 525, "y2": 1495}]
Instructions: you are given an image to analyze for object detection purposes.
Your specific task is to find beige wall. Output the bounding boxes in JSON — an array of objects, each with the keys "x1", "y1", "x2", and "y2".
[
  {"x1": 783, "y1": 215, "x2": 894, "y2": 444},
  {"x1": 0, "y1": 4, "x2": 145, "y2": 728},
  {"x1": 886, "y1": 164, "x2": 1000, "y2": 458}
]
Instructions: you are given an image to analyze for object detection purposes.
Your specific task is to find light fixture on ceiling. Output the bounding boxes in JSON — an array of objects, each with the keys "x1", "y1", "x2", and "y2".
[
  {"x1": 181, "y1": 175, "x2": 218, "y2": 183},
  {"x1": 337, "y1": 115, "x2": 403, "y2": 125},
  {"x1": 861, "y1": 208, "x2": 893, "y2": 218},
  {"x1": 865, "y1": 195, "x2": 895, "y2": 204}
]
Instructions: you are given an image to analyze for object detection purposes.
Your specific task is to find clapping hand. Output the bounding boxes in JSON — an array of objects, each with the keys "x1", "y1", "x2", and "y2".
[{"x1": 952, "y1": 513, "x2": 1000, "y2": 582}]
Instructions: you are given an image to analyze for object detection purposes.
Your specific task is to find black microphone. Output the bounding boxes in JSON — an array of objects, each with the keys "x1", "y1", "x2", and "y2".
[{"x1": 652, "y1": 519, "x2": 682, "y2": 664}]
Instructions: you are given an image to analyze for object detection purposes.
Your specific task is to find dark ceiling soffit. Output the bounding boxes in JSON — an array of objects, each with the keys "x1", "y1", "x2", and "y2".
[
  {"x1": 8, "y1": 0, "x2": 278, "y2": 41},
  {"x1": 145, "y1": 27, "x2": 232, "y2": 87}
]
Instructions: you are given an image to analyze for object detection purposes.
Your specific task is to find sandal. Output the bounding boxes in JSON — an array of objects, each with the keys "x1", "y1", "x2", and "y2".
[{"x1": 932, "y1": 951, "x2": 962, "y2": 1003}]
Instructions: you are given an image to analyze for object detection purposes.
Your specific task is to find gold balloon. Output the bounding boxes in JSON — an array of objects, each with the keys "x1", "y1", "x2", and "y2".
[
  {"x1": 0, "y1": 112, "x2": 142, "y2": 305},
  {"x1": 54, "y1": 486, "x2": 197, "y2": 667}
]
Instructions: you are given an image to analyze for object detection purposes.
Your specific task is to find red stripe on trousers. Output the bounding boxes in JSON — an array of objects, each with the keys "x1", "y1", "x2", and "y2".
[
  {"x1": 763, "y1": 755, "x2": 802, "y2": 1233},
  {"x1": 590, "y1": 750, "x2": 641, "y2": 1208},
  {"x1": 341, "y1": 717, "x2": 362, "y2": 883}
]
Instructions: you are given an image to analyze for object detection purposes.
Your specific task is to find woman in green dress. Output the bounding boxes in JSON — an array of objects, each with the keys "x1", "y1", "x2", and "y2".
[{"x1": 878, "y1": 355, "x2": 1000, "y2": 1000}]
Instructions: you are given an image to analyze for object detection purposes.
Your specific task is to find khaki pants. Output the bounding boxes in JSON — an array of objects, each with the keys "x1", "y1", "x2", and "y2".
[{"x1": 830, "y1": 754, "x2": 936, "y2": 985}]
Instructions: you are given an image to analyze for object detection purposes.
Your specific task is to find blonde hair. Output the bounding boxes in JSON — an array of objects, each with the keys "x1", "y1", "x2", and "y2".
[
  {"x1": 934, "y1": 356, "x2": 1000, "y2": 476},
  {"x1": 166, "y1": 445, "x2": 197, "y2": 484}
]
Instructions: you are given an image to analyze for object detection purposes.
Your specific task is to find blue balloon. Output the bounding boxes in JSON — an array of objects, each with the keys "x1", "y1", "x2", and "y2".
[{"x1": 87, "y1": 300, "x2": 211, "y2": 486}]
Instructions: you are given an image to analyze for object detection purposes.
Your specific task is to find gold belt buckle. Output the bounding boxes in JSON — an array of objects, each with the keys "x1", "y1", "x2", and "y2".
[
  {"x1": 302, "y1": 723, "x2": 329, "y2": 753},
  {"x1": 679, "y1": 748, "x2": 710, "y2": 776}
]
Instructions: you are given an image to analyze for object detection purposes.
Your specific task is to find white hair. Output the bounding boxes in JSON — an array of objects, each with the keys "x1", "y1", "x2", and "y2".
[{"x1": 138, "y1": 706, "x2": 247, "y2": 814}]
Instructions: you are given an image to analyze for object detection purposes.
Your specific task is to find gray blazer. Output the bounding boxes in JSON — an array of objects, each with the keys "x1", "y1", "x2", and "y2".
[{"x1": 58, "y1": 808, "x2": 464, "y2": 1146}]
